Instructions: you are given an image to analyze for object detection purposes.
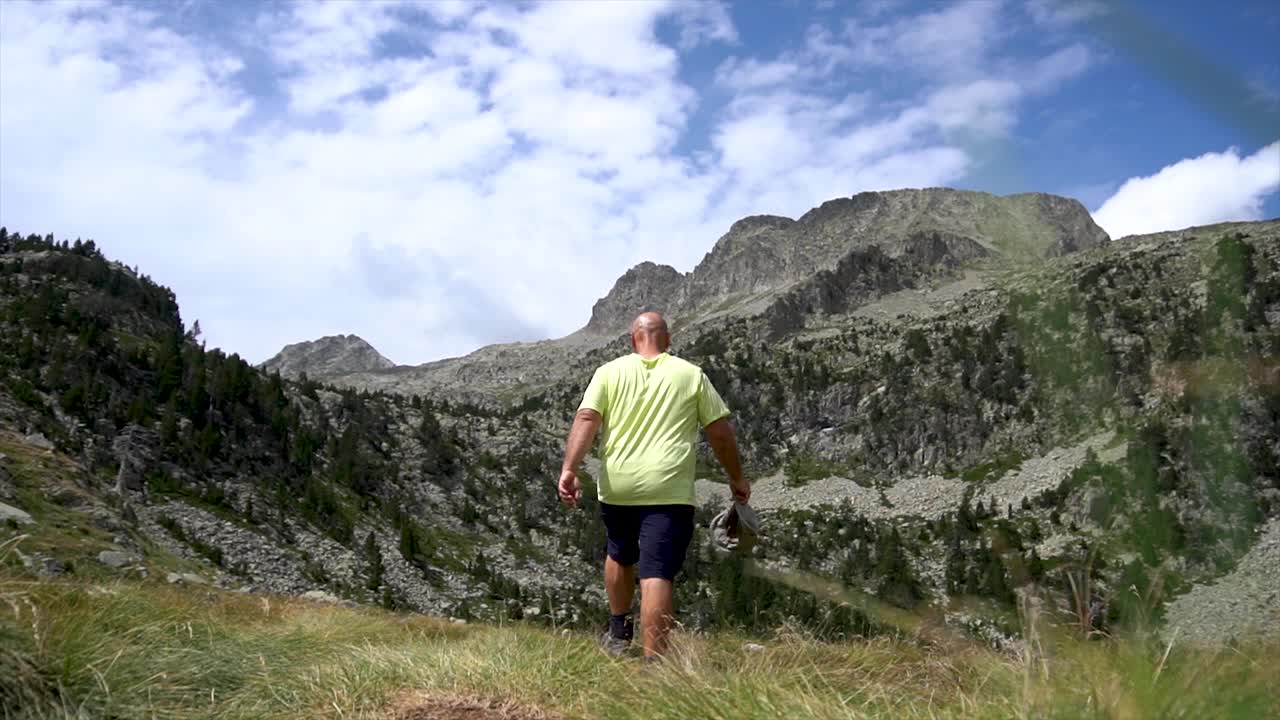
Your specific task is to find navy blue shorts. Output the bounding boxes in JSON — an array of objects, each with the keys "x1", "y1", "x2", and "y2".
[{"x1": 599, "y1": 503, "x2": 695, "y2": 581}]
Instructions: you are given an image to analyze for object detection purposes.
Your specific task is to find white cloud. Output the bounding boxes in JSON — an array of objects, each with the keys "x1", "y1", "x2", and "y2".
[
  {"x1": 0, "y1": 0, "x2": 1100, "y2": 366},
  {"x1": 714, "y1": 57, "x2": 802, "y2": 90},
  {"x1": 1092, "y1": 142, "x2": 1280, "y2": 238},
  {"x1": 1026, "y1": 0, "x2": 1110, "y2": 29},
  {"x1": 268, "y1": 0, "x2": 410, "y2": 113},
  {"x1": 925, "y1": 80, "x2": 1023, "y2": 134},
  {"x1": 671, "y1": 0, "x2": 738, "y2": 49},
  {"x1": 1027, "y1": 43, "x2": 1093, "y2": 91},
  {"x1": 886, "y1": 1, "x2": 1005, "y2": 79},
  {"x1": 476, "y1": 1, "x2": 679, "y2": 78},
  {"x1": 714, "y1": 4, "x2": 1008, "y2": 97}
]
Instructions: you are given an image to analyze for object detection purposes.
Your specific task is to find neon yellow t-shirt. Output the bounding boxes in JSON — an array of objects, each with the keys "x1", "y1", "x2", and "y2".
[{"x1": 578, "y1": 353, "x2": 731, "y2": 506}]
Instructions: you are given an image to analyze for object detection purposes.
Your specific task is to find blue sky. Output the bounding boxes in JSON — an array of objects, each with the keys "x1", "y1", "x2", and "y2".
[{"x1": 1, "y1": 0, "x2": 1277, "y2": 365}]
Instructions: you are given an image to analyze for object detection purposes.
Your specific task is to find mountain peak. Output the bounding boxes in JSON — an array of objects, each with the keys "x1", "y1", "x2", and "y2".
[
  {"x1": 584, "y1": 261, "x2": 685, "y2": 336},
  {"x1": 727, "y1": 214, "x2": 796, "y2": 234},
  {"x1": 572, "y1": 187, "x2": 1111, "y2": 339},
  {"x1": 260, "y1": 334, "x2": 395, "y2": 380}
]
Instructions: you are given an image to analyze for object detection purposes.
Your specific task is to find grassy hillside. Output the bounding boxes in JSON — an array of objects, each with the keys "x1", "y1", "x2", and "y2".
[
  {"x1": 1, "y1": 567, "x2": 1276, "y2": 719},
  {"x1": 4, "y1": 433, "x2": 1274, "y2": 718}
]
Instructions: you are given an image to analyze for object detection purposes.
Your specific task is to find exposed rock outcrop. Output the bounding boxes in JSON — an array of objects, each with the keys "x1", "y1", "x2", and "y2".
[
  {"x1": 260, "y1": 334, "x2": 396, "y2": 380},
  {"x1": 0, "y1": 452, "x2": 14, "y2": 501},
  {"x1": 112, "y1": 424, "x2": 159, "y2": 495},
  {"x1": 584, "y1": 261, "x2": 685, "y2": 336}
]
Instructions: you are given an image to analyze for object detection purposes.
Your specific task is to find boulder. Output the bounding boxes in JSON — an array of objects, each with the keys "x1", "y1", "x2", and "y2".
[
  {"x1": 46, "y1": 486, "x2": 86, "y2": 508},
  {"x1": 39, "y1": 556, "x2": 66, "y2": 576},
  {"x1": 89, "y1": 508, "x2": 124, "y2": 533},
  {"x1": 166, "y1": 572, "x2": 208, "y2": 585},
  {"x1": 0, "y1": 501, "x2": 34, "y2": 525},
  {"x1": 97, "y1": 550, "x2": 134, "y2": 568},
  {"x1": 23, "y1": 433, "x2": 54, "y2": 451},
  {"x1": 301, "y1": 589, "x2": 341, "y2": 604}
]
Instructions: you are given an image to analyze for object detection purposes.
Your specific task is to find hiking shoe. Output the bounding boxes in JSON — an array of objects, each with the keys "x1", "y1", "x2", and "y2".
[
  {"x1": 599, "y1": 618, "x2": 633, "y2": 658},
  {"x1": 599, "y1": 629, "x2": 630, "y2": 657}
]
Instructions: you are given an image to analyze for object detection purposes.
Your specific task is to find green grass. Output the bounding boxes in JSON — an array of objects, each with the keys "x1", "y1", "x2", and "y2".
[
  {"x1": 1, "y1": 563, "x2": 1275, "y2": 719},
  {"x1": 0, "y1": 432, "x2": 207, "y2": 581},
  {"x1": 783, "y1": 451, "x2": 849, "y2": 488},
  {"x1": 953, "y1": 450, "x2": 1028, "y2": 484},
  {"x1": 419, "y1": 524, "x2": 481, "y2": 574},
  {"x1": 501, "y1": 535, "x2": 549, "y2": 566}
]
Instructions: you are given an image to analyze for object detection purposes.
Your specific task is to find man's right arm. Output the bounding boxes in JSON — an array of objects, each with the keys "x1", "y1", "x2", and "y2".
[{"x1": 704, "y1": 417, "x2": 749, "y2": 504}]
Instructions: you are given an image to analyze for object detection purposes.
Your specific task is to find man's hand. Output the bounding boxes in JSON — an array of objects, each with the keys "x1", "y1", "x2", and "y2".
[
  {"x1": 558, "y1": 469, "x2": 582, "y2": 508},
  {"x1": 559, "y1": 409, "x2": 600, "y2": 510},
  {"x1": 730, "y1": 475, "x2": 751, "y2": 504}
]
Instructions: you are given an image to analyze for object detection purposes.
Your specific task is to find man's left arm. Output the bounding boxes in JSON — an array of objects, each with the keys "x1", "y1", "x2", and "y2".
[{"x1": 559, "y1": 408, "x2": 602, "y2": 507}]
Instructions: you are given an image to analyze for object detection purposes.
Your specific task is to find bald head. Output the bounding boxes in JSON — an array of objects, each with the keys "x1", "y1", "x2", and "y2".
[
  {"x1": 630, "y1": 312, "x2": 670, "y2": 357},
  {"x1": 631, "y1": 312, "x2": 668, "y2": 336}
]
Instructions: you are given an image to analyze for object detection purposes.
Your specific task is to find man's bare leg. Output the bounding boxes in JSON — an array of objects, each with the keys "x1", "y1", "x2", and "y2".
[
  {"x1": 605, "y1": 556, "x2": 636, "y2": 615},
  {"x1": 639, "y1": 577, "x2": 675, "y2": 659}
]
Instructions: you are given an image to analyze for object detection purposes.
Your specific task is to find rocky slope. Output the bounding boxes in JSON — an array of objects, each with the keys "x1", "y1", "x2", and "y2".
[
  {"x1": 1164, "y1": 518, "x2": 1280, "y2": 645},
  {"x1": 260, "y1": 334, "x2": 395, "y2": 380}
]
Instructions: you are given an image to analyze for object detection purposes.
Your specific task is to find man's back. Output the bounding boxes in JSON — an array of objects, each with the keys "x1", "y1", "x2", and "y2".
[
  {"x1": 559, "y1": 311, "x2": 748, "y2": 661},
  {"x1": 579, "y1": 352, "x2": 729, "y2": 506}
]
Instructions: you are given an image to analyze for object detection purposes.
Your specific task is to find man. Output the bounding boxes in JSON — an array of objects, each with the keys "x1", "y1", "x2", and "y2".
[{"x1": 558, "y1": 312, "x2": 750, "y2": 660}]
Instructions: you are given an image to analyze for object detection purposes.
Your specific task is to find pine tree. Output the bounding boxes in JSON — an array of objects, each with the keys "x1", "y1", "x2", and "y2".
[
  {"x1": 875, "y1": 528, "x2": 921, "y2": 608},
  {"x1": 1027, "y1": 548, "x2": 1045, "y2": 582},
  {"x1": 154, "y1": 332, "x2": 183, "y2": 404},
  {"x1": 399, "y1": 524, "x2": 429, "y2": 570},
  {"x1": 958, "y1": 498, "x2": 978, "y2": 535},
  {"x1": 364, "y1": 531, "x2": 385, "y2": 591},
  {"x1": 471, "y1": 551, "x2": 490, "y2": 580},
  {"x1": 945, "y1": 529, "x2": 966, "y2": 593},
  {"x1": 964, "y1": 566, "x2": 981, "y2": 595},
  {"x1": 982, "y1": 550, "x2": 1014, "y2": 603}
]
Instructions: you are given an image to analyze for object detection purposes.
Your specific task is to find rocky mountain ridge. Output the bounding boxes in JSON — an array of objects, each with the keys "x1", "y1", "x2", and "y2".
[
  {"x1": 581, "y1": 188, "x2": 1108, "y2": 336},
  {"x1": 308, "y1": 188, "x2": 1109, "y2": 400}
]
